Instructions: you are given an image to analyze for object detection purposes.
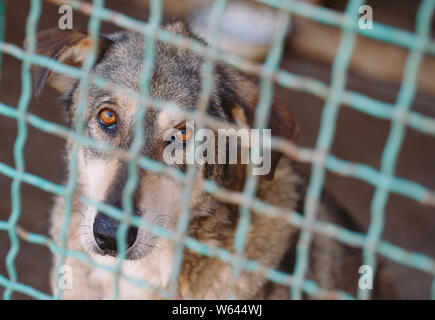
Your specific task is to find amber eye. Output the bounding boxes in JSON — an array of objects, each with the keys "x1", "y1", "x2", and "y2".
[
  {"x1": 98, "y1": 108, "x2": 117, "y2": 128},
  {"x1": 175, "y1": 128, "x2": 193, "y2": 143}
]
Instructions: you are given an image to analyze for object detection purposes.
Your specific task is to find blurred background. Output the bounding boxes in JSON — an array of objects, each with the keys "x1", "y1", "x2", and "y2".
[{"x1": 0, "y1": 0, "x2": 434, "y2": 299}]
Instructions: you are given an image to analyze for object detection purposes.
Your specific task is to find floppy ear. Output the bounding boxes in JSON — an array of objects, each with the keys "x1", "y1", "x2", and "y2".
[
  {"x1": 27, "y1": 28, "x2": 112, "y2": 97},
  {"x1": 220, "y1": 67, "x2": 300, "y2": 180}
]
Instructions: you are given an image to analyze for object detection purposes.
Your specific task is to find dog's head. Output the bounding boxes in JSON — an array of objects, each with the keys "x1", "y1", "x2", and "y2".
[{"x1": 32, "y1": 22, "x2": 299, "y2": 260}]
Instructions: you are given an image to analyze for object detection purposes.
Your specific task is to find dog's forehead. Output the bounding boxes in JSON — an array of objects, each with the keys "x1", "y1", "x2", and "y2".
[{"x1": 94, "y1": 31, "x2": 204, "y2": 109}]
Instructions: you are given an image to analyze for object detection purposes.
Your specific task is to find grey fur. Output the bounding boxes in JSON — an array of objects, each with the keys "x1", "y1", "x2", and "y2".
[{"x1": 31, "y1": 22, "x2": 395, "y2": 299}]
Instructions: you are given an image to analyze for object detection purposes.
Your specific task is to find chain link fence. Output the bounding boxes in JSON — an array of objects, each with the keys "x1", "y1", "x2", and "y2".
[{"x1": 0, "y1": 0, "x2": 434, "y2": 300}]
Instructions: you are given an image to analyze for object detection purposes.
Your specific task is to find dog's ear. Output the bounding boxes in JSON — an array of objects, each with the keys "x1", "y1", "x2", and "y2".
[
  {"x1": 27, "y1": 28, "x2": 112, "y2": 97},
  {"x1": 221, "y1": 67, "x2": 300, "y2": 180}
]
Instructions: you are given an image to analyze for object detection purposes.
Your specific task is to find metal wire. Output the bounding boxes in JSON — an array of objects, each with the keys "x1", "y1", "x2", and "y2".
[{"x1": 0, "y1": 0, "x2": 434, "y2": 300}]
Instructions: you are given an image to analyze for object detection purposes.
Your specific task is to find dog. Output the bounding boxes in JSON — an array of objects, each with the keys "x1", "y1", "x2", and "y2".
[{"x1": 31, "y1": 22, "x2": 394, "y2": 299}]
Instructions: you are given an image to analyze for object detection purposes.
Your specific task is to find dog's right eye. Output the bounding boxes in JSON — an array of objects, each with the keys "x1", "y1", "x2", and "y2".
[{"x1": 98, "y1": 108, "x2": 117, "y2": 130}]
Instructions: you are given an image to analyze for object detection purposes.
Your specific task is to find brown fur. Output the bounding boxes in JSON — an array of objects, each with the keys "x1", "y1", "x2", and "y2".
[{"x1": 31, "y1": 22, "x2": 394, "y2": 300}]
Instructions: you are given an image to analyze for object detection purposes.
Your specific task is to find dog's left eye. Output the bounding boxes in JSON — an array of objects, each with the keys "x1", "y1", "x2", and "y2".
[
  {"x1": 98, "y1": 108, "x2": 117, "y2": 129},
  {"x1": 170, "y1": 127, "x2": 193, "y2": 145},
  {"x1": 176, "y1": 128, "x2": 193, "y2": 143}
]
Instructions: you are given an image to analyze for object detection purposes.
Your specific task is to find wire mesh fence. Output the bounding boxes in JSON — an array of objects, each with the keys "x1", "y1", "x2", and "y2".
[{"x1": 0, "y1": 0, "x2": 434, "y2": 300}]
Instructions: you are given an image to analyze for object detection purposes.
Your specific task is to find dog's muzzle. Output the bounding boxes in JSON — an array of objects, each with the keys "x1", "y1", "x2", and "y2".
[{"x1": 93, "y1": 212, "x2": 138, "y2": 256}]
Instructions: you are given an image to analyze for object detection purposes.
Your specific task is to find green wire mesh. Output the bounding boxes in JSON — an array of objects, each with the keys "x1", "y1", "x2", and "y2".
[{"x1": 0, "y1": 0, "x2": 434, "y2": 300}]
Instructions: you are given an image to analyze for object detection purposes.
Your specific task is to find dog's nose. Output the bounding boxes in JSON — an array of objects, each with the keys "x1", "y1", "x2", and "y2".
[{"x1": 93, "y1": 212, "x2": 138, "y2": 254}]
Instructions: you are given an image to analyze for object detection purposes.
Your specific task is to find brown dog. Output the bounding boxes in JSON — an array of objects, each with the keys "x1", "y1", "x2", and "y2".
[{"x1": 32, "y1": 22, "x2": 394, "y2": 299}]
